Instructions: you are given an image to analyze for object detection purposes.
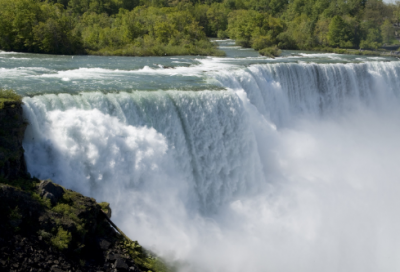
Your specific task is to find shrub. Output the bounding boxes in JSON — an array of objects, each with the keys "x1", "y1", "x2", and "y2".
[
  {"x1": 251, "y1": 35, "x2": 274, "y2": 51},
  {"x1": 217, "y1": 30, "x2": 229, "y2": 39},
  {"x1": 259, "y1": 46, "x2": 281, "y2": 58},
  {"x1": 0, "y1": 89, "x2": 22, "y2": 109},
  {"x1": 51, "y1": 227, "x2": 72, "y2": 250}
]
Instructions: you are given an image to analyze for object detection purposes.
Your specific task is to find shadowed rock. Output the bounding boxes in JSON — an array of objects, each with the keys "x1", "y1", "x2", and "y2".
[{"x1": 39, "y1": 180, "x2": 65, "y2": 206}]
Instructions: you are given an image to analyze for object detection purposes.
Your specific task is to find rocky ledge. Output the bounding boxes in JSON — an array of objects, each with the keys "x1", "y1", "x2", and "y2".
[
  {"x1": 0, "y1": 91, "x2": 170, "y2": 272},
  {"x1": 0, "y1": 180, "x2": 163, "y2": 272}
]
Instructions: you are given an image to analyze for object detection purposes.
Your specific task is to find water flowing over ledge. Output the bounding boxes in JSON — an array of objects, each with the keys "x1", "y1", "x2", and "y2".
[
  {"x1": 215, "y1": 61, "x2": 400, "y2": 125},
  {"x1": 21, "y1": 59, "x2": 400, "y2": 272}
]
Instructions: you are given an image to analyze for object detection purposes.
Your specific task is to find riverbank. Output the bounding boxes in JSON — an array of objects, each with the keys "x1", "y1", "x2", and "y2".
[
  {"x1": 87, "y1": 43, "x2": 225, "y2": 57},
  {"x1": 0, "y1": 90, "x2": 171, "y2": 272},
  {"x1": 309, "y1": 47, "x2": 400, "y2": 58}
]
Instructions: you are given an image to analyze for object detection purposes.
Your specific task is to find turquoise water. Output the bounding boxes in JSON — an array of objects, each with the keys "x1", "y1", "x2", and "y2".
[{"x1": 1, "y1": 40, "x2": 397, "y2": 95}]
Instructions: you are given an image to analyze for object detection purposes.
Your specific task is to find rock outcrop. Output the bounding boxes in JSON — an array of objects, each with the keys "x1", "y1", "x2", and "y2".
[
  {"x1": 0, "y1": 100, "x2": 28, "y2": 179},
  {"x1": 0, "y1": 183, "x2": 144, "y2": 272}
]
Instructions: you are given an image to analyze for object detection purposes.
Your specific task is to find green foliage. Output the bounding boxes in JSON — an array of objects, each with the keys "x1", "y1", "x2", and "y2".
[
  {"x1": 123, "y1": 240, "x2": 171, "y2": 272},
  {"x1": 52, "y1": 190, "x2": 87, "y2": 235},
  {"x1": 37, "y1": 229, "x2": 53, "y2": 240},
  {"x1": 0, "y1": 89, "x2": 21, "y2": 102},
  {"x1": 381, "y1": 19, "x2": 395, "y2": 45},
  {"x1": 0, "y1": 89, "x2": 22, "y2": 109},
  {"x1": 51, "y1": 227, "x2": 72, "y2": 250},
  {"x1": 99, "y1": 202, "x2": 111, "y2": 214},
  {"x1": 32, "y1": 192, "x2": 52, "y2": 208},
  {"x1": 283, "y1": 14, "x2": 316, "y2": 49},
  {"x1": 328, "y1": 16, "x2": 354, "y2": 48},
  {"x1": 0, "y1": 176, "x2": 37, "y2": 192},
  {"x1": 0, "y1": 0, "x2": 223, "y2": 56},
  {"x1": 360, "y1": 28, "x2": 382, "y2": 49},
  {"x1": 259, "y1": 45, "x2": 281, "y2": 57},
  {"x1": 0, "y1": 0, "x2": 397, "y2": 55}
]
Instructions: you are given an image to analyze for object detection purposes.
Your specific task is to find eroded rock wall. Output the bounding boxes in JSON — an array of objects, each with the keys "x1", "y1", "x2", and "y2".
[{"x1": 0, "y1": 101, "x2": 28, "y2": 179}]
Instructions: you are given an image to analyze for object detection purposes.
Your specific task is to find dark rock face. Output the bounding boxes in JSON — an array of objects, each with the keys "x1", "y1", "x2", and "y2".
[
  {"x1": 114, "y1": 258, "x2": 129, "y2": 271},
  {"x1": 0, "y1": 183, "x2": 141, "y2": 272},
  {"x1": 39, "y1": 179, "x2": 65, "y2": 205},
  {"x1": 0, "y1": 232, "x2": 140, "y2": 272},
  {"x1": 0, "y1": 101, "x2": 28, "y2": 179}
]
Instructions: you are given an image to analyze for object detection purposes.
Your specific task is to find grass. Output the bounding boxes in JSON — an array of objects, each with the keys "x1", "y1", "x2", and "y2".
[
  {"x1": 0, "y1": 89, "x2": 22, "y2": 109},
  {"x1": 309, "y1": 46, "x2": 397, "y2": 57}
]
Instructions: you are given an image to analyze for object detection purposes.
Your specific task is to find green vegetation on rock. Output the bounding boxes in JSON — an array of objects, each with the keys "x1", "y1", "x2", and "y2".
[
  {"x1": 1, "y1": 177, "x2": 175, "y2": 272},
  {"x1": 123, "y1": 240, "x2": 171, "y2": 272},
  {"x1": 51, "y1": 226, "x2": 73, "y2": 250},
  {"x1": 259, "y1": 46, "x2": 281, "y2": 58},
  {"x1": 0, "y1": 89, "x2": 22, "y2": 110},
  {"x1": 0, "y1": 92, "x2": 27, "y2": 181}
]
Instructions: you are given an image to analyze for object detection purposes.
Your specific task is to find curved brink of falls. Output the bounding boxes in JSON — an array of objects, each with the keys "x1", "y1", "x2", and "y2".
[{"x1": 22, "y1": 61, "x2": 400, "y2": 272}]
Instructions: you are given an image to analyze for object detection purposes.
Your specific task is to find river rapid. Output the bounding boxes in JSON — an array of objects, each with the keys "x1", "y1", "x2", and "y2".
[{"x1": 2, "y1": 41, "x2": 400, "y2": 272}]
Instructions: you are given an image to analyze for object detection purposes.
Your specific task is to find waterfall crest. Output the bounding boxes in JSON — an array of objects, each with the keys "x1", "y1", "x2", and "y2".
[
  {"x1": 22, "y1": 60, "x2": 400, "y2": 272},
  {"x1": 215, "y1": 61, "x2": 400, "y2": 125},
  {"x1": 23, "y1": 90, "x2": 264, "y2": 212}
]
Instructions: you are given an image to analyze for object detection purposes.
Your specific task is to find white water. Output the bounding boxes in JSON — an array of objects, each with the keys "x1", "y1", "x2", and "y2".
[{"x1": 22, "y1": 60, "x2": 400, "y2": 271}]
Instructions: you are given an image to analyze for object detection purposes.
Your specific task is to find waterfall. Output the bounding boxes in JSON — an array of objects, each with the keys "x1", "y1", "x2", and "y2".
[
  {"x1": 22, "y1": 60, "x2": 400, "y2": 272},
  {"x1": 23, "y1": 90, "x2": 264, "y2": 213},
  {"x1": 215, "y1": 61, "x2": 400, "y2": 125}
]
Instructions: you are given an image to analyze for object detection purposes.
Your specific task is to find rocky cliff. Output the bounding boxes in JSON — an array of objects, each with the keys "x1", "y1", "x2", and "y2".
[{"x1": 0, "y1": 99, "x2": 28, "y2": 179}]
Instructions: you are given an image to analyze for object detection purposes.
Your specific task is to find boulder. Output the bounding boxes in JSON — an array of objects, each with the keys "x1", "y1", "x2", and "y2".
[
  {"x1": 97, "y1": 238, "x2": 111, "y2": 250},
  {"x1": 114, "y1": 258, "x2": 129, "y2": 271},
  {"x1": 39, "y1": 180, "x2": 64, "y2": 205}
]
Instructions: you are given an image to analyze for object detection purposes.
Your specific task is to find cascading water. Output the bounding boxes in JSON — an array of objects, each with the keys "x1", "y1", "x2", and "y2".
[
  {"x1": 216, "y1": 61, "x2": 400, "y2": 125},
  {"x1": 19, "y1": 56, "x2": 400, "y2": 272}
]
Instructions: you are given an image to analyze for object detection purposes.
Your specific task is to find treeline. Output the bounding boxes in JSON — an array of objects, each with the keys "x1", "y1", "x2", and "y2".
[
  {"x1": 200, "y1": 0, "x2": 399, "y2": 51},
  {"x1": 0, "y1": 0, "x2": 399, "y2": 56},
  {"x1": 0, "y1": 0, "x2": 223, "y2": 56}
]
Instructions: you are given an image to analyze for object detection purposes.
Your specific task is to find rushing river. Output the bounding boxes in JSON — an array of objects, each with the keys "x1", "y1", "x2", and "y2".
[{"x1": 2, "y1": 40, "x2": 400, "y2": 272}]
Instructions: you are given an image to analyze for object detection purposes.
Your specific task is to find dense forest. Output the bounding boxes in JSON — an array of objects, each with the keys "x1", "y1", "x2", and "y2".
[{"x1": 0, "y1": 0, "x2": 399, "y2": 56}]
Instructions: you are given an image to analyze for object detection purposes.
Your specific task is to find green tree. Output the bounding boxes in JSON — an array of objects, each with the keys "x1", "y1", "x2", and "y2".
[
  {"x1": 381, "y1": 19, "x2": 395, "y2": 44},
  {"x1": 360, "y1": 28, "x2": 382, "y2": 49},
  {"x1": 206, "y1": 3, "x2": 228, "y2": 37},
  {"x1": 269, "y1": 0, "x2": 287, "y2": 15},
  {"x1": 328, "y1": 15, "x2": 354, "y2": 47}
]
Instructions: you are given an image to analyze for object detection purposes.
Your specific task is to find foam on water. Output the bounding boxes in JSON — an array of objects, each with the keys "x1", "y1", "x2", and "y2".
[{"x1": 22, "y1": 59, "x2": 400, "y2": 272}]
